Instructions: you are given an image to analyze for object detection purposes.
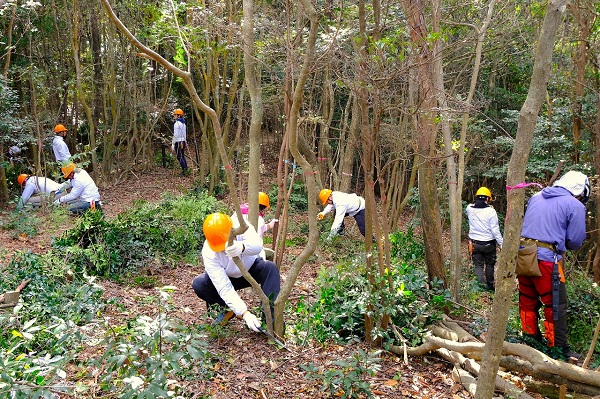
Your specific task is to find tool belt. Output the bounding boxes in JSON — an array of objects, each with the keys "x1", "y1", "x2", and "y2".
[{"x1": 520, "y1": 237, "x2": 556, "y2": 252}]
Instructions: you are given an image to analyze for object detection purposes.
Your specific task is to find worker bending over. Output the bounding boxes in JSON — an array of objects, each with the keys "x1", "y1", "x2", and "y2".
[{"x1": 317, "y1": 189, "x2": 366, "y2": 239}]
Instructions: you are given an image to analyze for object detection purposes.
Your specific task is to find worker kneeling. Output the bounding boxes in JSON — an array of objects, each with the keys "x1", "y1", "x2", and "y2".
[
  {"x1": 53, "y1": 163, "x2": 103, "y2": 215},
  {"x1": 192, "y1": 213, "x2": 280, "y2": 331}
]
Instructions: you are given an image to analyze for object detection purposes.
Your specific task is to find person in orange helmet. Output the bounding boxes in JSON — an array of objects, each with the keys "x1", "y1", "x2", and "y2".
[
  {"x1": 192, "y1": 213, "x2": 280, "y2": 330},
  {"x1": 171, "y1": 109, "x2": 189, "y2": 175},
  {"x1": 53, "y1": 163, "x2": 102, "y2": 214},
  {"x1": 317, "y1": 189, "x2": 367, "y2": 239},
  {"x1": 16, "y1": 174, "x2": 68, "y2": 210},
  {"x1": 52, "y1": 124, "x2": 71, "y2": 163}
]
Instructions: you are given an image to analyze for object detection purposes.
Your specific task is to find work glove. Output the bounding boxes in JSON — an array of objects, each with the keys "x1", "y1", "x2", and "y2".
[
  {"x1": 242, "y1": 311, "x2": 261, "y2": 332},
  {"x1": 267, "y1": 219, "x2": 278, "y2": 229},
  {"x1": 170, "y1": 144, "x2": 175, "y2": 152},
  {"x1": 317, "y1": 212, "x2": 325, "y2": 220},
  {"x1": 225, "y1": 241, "x2": 244, "y2": 257},
  {"x1": 53, "y1": 199, "x2": 61, "y2": 206}
]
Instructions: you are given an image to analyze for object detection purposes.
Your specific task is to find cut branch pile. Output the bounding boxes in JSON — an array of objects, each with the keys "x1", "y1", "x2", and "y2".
[{"x1": 388, "y1": 316, "x2": 600, "y2": 397}]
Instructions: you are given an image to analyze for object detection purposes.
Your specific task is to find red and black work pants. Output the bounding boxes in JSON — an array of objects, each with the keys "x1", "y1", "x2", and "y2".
[{"x1": 518, "y1": 260, "x2": 567, "y2": 348}]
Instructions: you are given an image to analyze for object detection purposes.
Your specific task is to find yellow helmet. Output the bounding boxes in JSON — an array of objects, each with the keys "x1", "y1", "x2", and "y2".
[
  {"x1": 203, "y1": 213, "x2": 233, "y2": 252},
  {"x1": 258, "y1": 192, "x2": 270, "y2": 208},
  {"x1": 319, "y1": 189, "x2": 332, "y2": 205},
  {"x1": 61, "y1": 163, "x2": 76, "y2": 179},
  {"x1": 174, "y1": 109, "x2": 184, "y2": 116},
  {"x1": 17, "y1": 174, "x2": 29, "y2": 186},
  {"x1": 476, "y1": 186, "x2": 492, "y2": 199}
]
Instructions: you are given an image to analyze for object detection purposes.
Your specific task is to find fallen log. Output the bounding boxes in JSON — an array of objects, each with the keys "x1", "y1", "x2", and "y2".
[{"x1": 389, "y1": 332, "x2": 600, "y2": 395}]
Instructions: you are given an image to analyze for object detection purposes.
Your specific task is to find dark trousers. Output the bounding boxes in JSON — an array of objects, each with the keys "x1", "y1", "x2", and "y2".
[
  {"x1": 175, "y1": 141, "x2": 188, "y2": 171},
  {"x1": 336, "y1": 209, "x2": 367, "y2": 237},
  {"x1": 471, "y1": 240, "x2": 496, "y2": 287},
  {"x1": 191, "y1": 257, "x2": 280, "y2": 311},
  {"x1": 67, "y1": 200, "x2": 103, "y2": 215}
]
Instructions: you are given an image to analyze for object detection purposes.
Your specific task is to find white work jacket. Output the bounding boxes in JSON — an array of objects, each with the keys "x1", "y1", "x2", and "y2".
[
  {"x1": 201, "y1": 221, "x2": 264, "y2": 316},
  {"x1": 52, "y1": 136, "x2": 71, "y2": 162},
  {"x1": 322, "y1": 191, "x2": 365, "y2": 234},
  {"x1": 58, "y1": 169, "x2": 101, "y2": 204},
  {"x1": 466, "y1": 204, "x2": 503, "y2": 246},
  {"x1": 19, "y1": 177, "x2": 61, "y2": 206},
  {"x1": 172, "y1": 119, "x2": 186, "y2": 149}
]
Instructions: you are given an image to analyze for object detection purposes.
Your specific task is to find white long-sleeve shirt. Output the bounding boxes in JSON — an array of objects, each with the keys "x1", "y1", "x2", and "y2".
[
  {"x1": 58, "y1": 169, "x2": 101, "y2": 204},
  {"x1": 172, "y1": 119, "x2": 186, "y2": 149},
  {"x1": 201, "y1": 221, "x2": 264, "y2": 316},
  {"x1": 466, "y1": 203, "x2": 503, "y2": 246},
  {"x1": 18, "y1": 177, "x2": 61, "y2": 208},
  {"x1": 52, "y1": 136, "x2": 71, "y2": 162},
  {"x1": 321, "y1": 191, "x2": 365, "y2": 234}
]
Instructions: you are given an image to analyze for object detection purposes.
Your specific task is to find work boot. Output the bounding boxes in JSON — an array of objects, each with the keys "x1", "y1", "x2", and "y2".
[
  {"x1": 211, "y1": 310, "x2": 235, "y2": 326},
  {"x1": 561, "y1": 346, "x2": 581, "y2": 363}
]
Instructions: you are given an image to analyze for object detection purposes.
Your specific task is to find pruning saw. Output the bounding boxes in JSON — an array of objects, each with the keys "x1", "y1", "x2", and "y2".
[{"x1": 258, "y1": 326, "x2": 292, "y2": 353}]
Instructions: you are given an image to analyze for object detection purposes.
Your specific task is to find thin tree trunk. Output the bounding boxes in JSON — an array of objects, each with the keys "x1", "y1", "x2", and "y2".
[
  {"x1": 242, "y1": 0, "x2": 263, "y2": 227},
  {"x1": 476, "y1": 0, "x2": 568, "y2": 396}
]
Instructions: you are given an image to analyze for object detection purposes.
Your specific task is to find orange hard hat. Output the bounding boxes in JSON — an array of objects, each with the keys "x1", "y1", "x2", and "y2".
[
  {"x1": 319, "y1": 189, "x2": 332, "y2": 206},
  {"x1": 17, "y1": 174, "x2": 29, "y2": 186},
  {"x1": 258, "y1": 192, "x2": 270, "y2": 208},
  {"x1": 174, "y1": 109, "x2": 184, "y2": 116},
  {"x1": 61, "y1": 163, "x2": 76, "y2": 179},
  {"x1": 203, "y1": 213, "x2": 233, "y2": 252},
  {"x1": 54, "y1": 124, "x2": 67, "y2": 133}
]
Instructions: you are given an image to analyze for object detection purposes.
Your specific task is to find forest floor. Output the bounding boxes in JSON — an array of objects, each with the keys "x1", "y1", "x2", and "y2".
[{"x1": 0, "y1": 167, "x2": 580, "y2": 399}]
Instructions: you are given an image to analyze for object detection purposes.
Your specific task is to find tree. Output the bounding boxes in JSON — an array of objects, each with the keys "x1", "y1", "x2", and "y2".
[{"x1": 476, "y1": 0, "x2": 569, "y2": 396}]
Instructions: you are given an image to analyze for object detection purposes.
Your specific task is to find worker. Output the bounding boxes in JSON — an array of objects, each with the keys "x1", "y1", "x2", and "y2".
[
  {"x1": 465, "y1": 187, "x2": 503, "y2": 291},
  {"x1": 519, "y1": 170, "x2": 590, "y2": 360},
  {"x1": 233, "y1": 192, "x2": 278, "y2": 260},
  {"x1": 171, "y1": 108, "x2": 188, "y2": 175},
  {"x1": 191, "y1": 213, "x2": 280, "y2": 330},
  {"x1": 52, "y1": 124, "x2": 71, "y2": 163},
  {"x1": 16, "y1": 174, "x2": 68, "y2": 210},
  {"x1": 53, "y1": 163, "x2": 102, "y2": 214},
  {"x1": 317, "y1": 189, "x2": 366, "y2": 239}
]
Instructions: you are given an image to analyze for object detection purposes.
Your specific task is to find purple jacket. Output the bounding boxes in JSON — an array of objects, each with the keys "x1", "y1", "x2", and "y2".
[{"x1": 521, "y1": 186, "x2": 586, "y2": 262}]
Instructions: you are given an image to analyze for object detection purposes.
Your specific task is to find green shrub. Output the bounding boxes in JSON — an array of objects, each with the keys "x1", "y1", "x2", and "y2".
[
  {"x1": 0, "y1": 251, "x2": 105, "y2": 397},
  {"x1": 52, "y1": 191, "x2": 225, "y2": 278},
  {"x1": 308, "y1": 257, "x2": 448, "y2": 346},
  {"x1": 301, "y1": 349, "x2": 382, "y2": 399},
  {"x1": 389, "y1": 227, "x2": 424, "y2": 262}
]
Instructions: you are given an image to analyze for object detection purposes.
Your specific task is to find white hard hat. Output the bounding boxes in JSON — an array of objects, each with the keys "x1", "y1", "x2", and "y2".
[{"x1": 553, "y1": 170, "x2": 590, "y2": 200}]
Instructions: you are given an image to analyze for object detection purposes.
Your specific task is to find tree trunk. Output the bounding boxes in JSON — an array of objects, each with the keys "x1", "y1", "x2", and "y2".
[
  {"x1": 475, "y1": 0, "x2": 568, "y2": 397},
  {"x1": 242, "y1": 0, "x2": 263, "y2": 227},
  {"x1": 402, "y1": 0, "x2": 446, "y2": 285}
]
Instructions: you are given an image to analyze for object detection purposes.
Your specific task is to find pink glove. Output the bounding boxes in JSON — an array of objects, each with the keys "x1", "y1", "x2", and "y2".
[{"x1": 242, "y1": 311, "x2": 261, "y2": 332}]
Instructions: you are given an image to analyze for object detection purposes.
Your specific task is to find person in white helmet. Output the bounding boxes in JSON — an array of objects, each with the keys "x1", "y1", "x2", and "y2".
[{"x1": 519, "y1": 170, "x2": 590, "y2": 361}]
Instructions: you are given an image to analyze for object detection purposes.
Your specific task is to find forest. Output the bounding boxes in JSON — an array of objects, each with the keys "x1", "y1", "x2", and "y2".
[{"x1": 1, "y1": 0, "x2": 600, "y2": 398}]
